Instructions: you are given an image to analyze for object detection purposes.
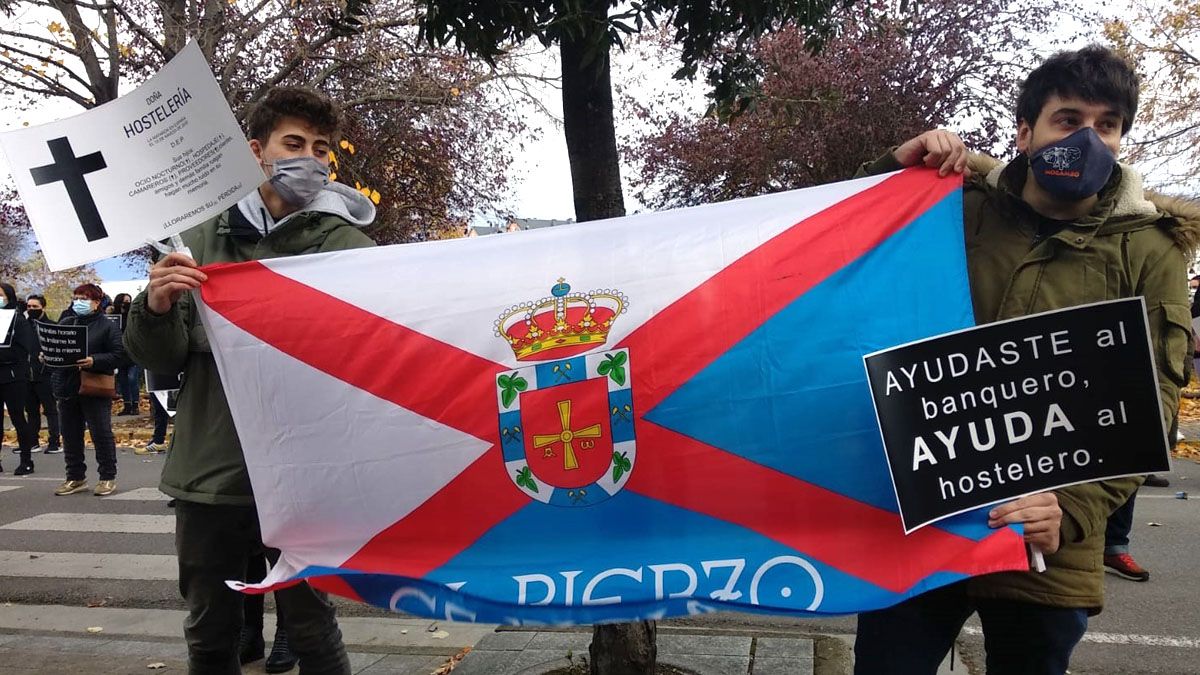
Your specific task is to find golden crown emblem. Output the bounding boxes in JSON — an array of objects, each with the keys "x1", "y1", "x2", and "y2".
[{"x1": 494, "y1": 279, "x2": 628, "y2": 361}]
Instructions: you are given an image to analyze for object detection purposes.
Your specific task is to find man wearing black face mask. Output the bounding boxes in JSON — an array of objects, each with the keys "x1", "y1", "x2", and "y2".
[
  {"x1": 0, "y1": 282, "x2": 38, "y2": 474},
  {"x1": 124, "y1": 86, "x2": 374, "y2": 675},
  {"x1": 24, "y1": 295, "x2": 60, "y2": 455},
  {"x1": 852, "y1": 46, "x2": 1200, "y2": 674}
]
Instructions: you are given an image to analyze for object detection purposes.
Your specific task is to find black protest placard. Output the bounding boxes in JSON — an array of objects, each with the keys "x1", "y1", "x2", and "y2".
[
  {"x1": 35, "y1": 321, "x2": 88, "y2": 367},
  {"x1": 145, "y1": 370, "x2": 181, "y2": 392},
  {"x1": 102, "y1": 313, "x2": 124, "y2": 331},
  {"x1": 864, "y1": 298, "x2": 1169, "y2": 533}
]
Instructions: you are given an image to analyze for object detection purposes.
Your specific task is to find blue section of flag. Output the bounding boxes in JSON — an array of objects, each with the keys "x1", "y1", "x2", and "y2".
[
  {"x1": 536, "y1": 357, "x2": 586, "y2": 388},
  {"x1": 499, "y1": 411, "x2": 524, "y2": 462},
  {"x1": 420, "y1": 490, "x2": 905, "y2": 621},
  {"x1": 609, "y1": 388, "x2": 635, "y2": 443},
  {"x1": 644, "y1": 192, "x2": 991, "y2": 540}
]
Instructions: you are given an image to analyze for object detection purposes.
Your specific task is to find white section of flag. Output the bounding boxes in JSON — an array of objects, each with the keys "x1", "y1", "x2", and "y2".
[{"x1": 197, "y1": 301, "x2": 492, "y2": 575}]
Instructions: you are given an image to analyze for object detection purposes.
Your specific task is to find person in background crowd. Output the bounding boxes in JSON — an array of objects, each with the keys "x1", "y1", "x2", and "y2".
[
  {"x1": 240, "y1": 552, "x2": 297, "y2": 673},
  {"x1": 135, "y1": 389, "x2": 171, "y2": 455},
  {"x1": 1, "y1": 282, "x2": 38, "y2": 475},
  {"x1": 24, "y1": 295, "x2": 60, "y2": 455},
  {"x1": 111, "y1": 293, "x2": 141, "y2": 416},
  {"x1": 50, "y1": 283, "x2": 125, "y2": 497},
  {"x1": 1191, "y1": 275, "x2": 1200, "y2": 376}
]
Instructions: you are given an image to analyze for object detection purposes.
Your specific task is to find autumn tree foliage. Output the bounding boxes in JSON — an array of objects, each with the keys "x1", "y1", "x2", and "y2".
[
  {"x1": 625, "y1": 0, "x2": 1057, "y2": 209},
  {"x1": 9, "y1": 250, "x2": 101, "y2": 318},
  {"x1": 0, "y1": 188, "x2": 29, "y2": 278},
  {"x1": 0, "y1": 0, "x2": 527, "y2": 244},
  {"x1": 1106, "y1": 0, "x2": 1200, "y2": 190},
  {"x1": 0, "y1": 187, "x2": 99, "y2": 304},
  {"x1": 417, "y1": 0, "x2": 848, "y2": 228}
]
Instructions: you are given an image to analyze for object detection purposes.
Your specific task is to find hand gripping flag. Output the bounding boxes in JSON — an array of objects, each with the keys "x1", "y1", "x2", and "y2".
[{"x1": 196, "y1": 168, "x2": 1029, "y2": 624}]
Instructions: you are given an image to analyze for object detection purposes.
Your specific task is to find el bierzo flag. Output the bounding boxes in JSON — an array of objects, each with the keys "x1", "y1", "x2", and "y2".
[{"x1": 195, "y1": 168, "x2": 1028, "y2": 624}]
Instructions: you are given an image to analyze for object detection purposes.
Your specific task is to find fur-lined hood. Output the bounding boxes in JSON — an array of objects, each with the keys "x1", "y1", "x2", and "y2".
[{"x1": 967, "y1": 154, "x2": 1200, "y2": 254}]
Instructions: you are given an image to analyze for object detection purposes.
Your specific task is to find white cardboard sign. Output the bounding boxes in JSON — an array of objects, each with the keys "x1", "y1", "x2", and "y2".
[
  {"x1": 0, "y1": 41, "x2": 263, "y2": 271},
  {"x1": 0, "y1": 309, "x2": 14, "y2": 347}
]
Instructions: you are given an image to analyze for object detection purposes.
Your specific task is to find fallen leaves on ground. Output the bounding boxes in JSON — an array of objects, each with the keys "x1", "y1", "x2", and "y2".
[
  {"x1": 1179, "y1": 391, "x2": 1200, "y2": 422},
  {"x1": 431, "y1": 647, "x2": 471, "y2": 674},
  {"x1": 1174, "y1": 440, "x2": 1200, "y2": 462}
]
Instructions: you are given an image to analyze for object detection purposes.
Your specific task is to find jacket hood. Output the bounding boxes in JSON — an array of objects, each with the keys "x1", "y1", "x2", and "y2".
[
  {"x1": 235, "y1": 182, "x2": 376, "y2": 237},
  {"x1": 968, "y1": 153, "x2": 1200, "y2": 254}
]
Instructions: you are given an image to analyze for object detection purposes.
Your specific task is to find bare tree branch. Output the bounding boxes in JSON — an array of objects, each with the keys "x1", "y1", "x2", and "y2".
[{"x1": 0, "y1": 39, "x2": 93, "y2": 90}]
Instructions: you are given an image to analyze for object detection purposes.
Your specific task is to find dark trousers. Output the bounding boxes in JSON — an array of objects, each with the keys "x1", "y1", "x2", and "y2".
[
  {"x1": 174, "y1": 501, "x2": 349, "y2": 675},
  {"x1": 59, "y1": 395, "x2": 117, "y2": 481},
  {"x1": 26, "y1": 379, "x2": 60, "y2": 449},
  {"x1": 1105, "y1": 490, "x2": 1136, "y2": 555},
  {"x1": 1, "y1": 379, "x2": 36, "y2": 461},
  {"x1": 118, "y1": 365, "x2": 142, "y2": 409},
  {"x1": 855, "y1": 582, "x2": 1088, "y2": 675},
  {"x1": 243, "y1": 550, "x2": 288, "y2": 633},
  {"x1": 150, "y1": 393, "x2": 169, "y2": 444}
]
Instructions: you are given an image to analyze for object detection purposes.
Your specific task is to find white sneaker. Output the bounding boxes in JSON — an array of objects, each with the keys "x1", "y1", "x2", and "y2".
[
  {"x1": 1176, "y1": 430, "x2": 1186, "y2": 442},
  {"x1": 29, "y1": 445, "x2": 43, "y2": 454}
]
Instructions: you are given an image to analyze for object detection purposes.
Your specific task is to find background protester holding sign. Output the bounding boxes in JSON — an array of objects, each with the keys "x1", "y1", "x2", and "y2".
[
  {"x1": 1, "y1": 282, "x2": 39, "y2": 475},
  {"x1": 853, "y1": 46, "x2": 1198, "y2": 674},
  {"x1": 49, "y1": 283, "x2": 125, "y2": 496},
  {"x1": 24, "y1": 294, "x2": 61, "y2": 456},
  {"x1": 110, "y1": 293, "x2": 142, "y2": 416}
]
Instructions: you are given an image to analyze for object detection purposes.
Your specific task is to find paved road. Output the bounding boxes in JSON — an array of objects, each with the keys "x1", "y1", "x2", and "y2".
[
  {"x1": 1, "y1": 434, "x2": 1198, "y2": 673},
  {"x1": 667, "y1": 463, "x2": 1200, "y2": 674}
]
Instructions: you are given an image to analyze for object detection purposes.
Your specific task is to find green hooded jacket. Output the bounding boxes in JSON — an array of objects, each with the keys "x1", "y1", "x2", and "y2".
[
  {"x1": 124, "y1": 185, "x2": 376, "y2": 506},
  {"x1": 860, "y1": 152, "x2": 1200, "y2": 611}
]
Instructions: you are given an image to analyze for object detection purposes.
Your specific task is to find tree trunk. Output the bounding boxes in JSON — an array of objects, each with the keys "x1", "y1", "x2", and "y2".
[
  {"x1": 561, "y1": 4, "x2": 649, "y2": 673},
  {"x1": 590, "y1": 620, "x2": 657, "y2": 675},
  {"x1": 558, "y1": 0, "x2": 626, "y2": 223}
]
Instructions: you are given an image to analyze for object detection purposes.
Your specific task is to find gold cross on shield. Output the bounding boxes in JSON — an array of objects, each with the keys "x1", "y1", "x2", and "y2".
[{"x1": 533, "y1": 400, "x2": 602, "y2": 471}]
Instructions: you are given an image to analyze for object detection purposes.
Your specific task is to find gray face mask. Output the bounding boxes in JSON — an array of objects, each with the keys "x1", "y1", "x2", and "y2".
[{"x1": 266, "y1": 156, "x2": 330, "y2": 206}]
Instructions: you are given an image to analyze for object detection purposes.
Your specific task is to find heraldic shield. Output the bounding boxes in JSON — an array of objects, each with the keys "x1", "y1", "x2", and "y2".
[{"x1": 496, "y1": 348, "x2": 636, "y2": 507}]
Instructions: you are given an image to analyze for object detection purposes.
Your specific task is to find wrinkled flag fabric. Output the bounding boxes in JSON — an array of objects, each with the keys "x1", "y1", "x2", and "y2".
[{"x1": 195, "y1": 168, "x2": 1028, "y2": 624}]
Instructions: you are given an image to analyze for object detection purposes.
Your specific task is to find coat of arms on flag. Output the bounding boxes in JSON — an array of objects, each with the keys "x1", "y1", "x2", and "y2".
[
  {"x1": 496, "y1": 280, "x2": 634, "y2": 506},
  {"x1": 197, "y1": 168, "x2": 1031, "y2": 625}
]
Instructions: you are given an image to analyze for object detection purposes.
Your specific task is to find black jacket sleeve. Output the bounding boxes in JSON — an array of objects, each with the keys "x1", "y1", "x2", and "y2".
[{"x1": 89, "y1": 320, "x2": 127, "y2": 373}]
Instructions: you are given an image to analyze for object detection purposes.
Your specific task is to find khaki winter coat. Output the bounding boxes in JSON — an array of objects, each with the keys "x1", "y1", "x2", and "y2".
[
  {"x1": 861, "y1": 151, "x2": 1200, "y2": 611},
  {"x1": 124, "y1": 207, "x2": 375, "y2": 506}
]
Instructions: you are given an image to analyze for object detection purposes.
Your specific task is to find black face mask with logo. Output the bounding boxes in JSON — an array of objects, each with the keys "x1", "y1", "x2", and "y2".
[{"x1": 1029, "y1": 127, "x2": 1116, "y2": 201}]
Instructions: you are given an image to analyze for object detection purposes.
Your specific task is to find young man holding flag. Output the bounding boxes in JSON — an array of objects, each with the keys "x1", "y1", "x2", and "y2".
[
  {"x1": 125, "y1": 87, "x2": 376, "y2": 674},
  {"x1": 852, "y1": 46, "x2": 1199, "y2": 674}
]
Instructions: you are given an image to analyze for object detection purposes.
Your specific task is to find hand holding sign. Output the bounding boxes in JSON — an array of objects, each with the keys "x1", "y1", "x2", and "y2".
[
  {"x1": 987, "y1": 492, "x2": 1062, "y2": 555},
  {"x1": 147, "y1": 251, "x2": 207, "y2": 314}
]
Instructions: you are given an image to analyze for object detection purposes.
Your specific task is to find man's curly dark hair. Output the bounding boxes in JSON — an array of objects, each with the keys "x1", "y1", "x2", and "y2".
[{"x1": 246, "y1": 87, "x2": 341, "y2": 143}]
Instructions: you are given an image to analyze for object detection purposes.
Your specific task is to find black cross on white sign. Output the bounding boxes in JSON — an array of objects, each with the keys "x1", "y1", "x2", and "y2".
[{"x1": 30, "y1": 137, "x2": 109, "y2": 242}]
